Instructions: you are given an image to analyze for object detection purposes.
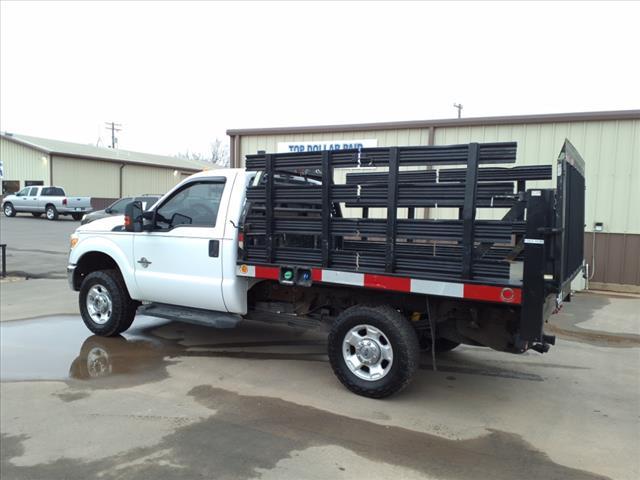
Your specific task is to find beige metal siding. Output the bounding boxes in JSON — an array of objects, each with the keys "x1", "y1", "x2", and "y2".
[
  {"x1": 121, "y1": 164, "x2": 186, "y2": 197},
  {"x1": 239, "y1": 129, "x2": 431, "y2": 161},
  {"x1": 434, "y1": 119, "x2": 640, "y2": 234},
  {"x1": 0, "y1": 137, "x2": 50, "y2": 186},
  {"x1": 52, "y1": 155, "x2": 120, "y2": 197}
]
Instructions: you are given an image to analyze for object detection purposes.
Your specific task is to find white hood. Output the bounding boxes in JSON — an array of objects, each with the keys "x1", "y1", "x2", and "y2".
[{"x1": 76, "y1": 215, "x2": 125, "y2": 233}]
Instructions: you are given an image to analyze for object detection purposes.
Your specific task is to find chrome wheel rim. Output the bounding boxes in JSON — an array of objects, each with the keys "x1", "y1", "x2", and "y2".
[
  {"x1": 4, "y1": 205, "x2": 12, "y2": 215},
  {"x1": 86, "y1": 284, "x2": 113, "y2": 324},
  {"x1": 342, "y1": 324, "x2": 393, "y2": 381},
  {"x1": 46, "y1": 208, "x2": 54, "y2": 219},
  {"x1": 86, "y1": 347, "x2": 112, "y2": 378}
]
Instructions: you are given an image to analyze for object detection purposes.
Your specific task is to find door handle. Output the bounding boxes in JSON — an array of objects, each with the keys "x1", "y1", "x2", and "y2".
[
  {"x1": 137, "y1": 257, "x2": 152, "y2": 268},
  {"x1": 209, "y1": 240, "x2": 220, "y2": 258}
]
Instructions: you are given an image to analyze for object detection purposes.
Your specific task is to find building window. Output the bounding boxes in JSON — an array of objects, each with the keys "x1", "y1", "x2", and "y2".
[
  {"x1": 2, "y1": 180, "x2": 20, "y2": 195},
  {"x1": 25, "y1": 180, "x2": 44, "y2": 187}
]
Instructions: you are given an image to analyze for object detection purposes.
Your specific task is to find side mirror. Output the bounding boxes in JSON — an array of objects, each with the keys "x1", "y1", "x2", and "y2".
[
  {"x1": 104, "y1": 207, "x2": 112, "y2": 214},
  {"x1": 124, "y1": 201, "x2": 143, "y2": 232}
]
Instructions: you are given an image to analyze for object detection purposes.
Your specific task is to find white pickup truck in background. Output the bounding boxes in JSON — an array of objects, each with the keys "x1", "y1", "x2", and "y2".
[{"x1": 3, "y1": 186, "x2": 93, "y2": 220}]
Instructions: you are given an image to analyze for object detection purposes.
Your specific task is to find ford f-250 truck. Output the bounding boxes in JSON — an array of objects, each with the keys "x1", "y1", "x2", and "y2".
[
  {"x1": 67, "y1": 141, "x2": 586, "y2": 397},
  {"x1": 3, "y1": 186, "x2": 92, "y2": 220}
]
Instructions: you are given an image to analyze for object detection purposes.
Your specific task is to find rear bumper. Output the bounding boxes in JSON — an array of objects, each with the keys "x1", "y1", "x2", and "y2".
[{"x1": 59, "y1": 207, "x2": 93, "y2": 214}]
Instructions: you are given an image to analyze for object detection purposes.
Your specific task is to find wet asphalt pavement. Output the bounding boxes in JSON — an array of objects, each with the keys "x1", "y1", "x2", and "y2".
[{"x1": 1, "y1": 294, "x2": 639, "y2": 480}]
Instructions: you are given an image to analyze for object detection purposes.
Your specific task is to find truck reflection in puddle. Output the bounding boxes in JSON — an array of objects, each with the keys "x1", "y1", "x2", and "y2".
[{"x1": 68, "y1": 328, "x2": 329, "y2": 388}]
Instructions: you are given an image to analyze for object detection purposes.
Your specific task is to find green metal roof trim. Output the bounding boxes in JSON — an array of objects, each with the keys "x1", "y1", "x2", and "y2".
[{"x1": 1, "y1": 132, "x2": 213, "y2": 172}]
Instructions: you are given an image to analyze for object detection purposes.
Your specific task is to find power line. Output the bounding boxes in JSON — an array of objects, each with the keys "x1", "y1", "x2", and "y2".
[{"x1": 104, "y1": 122, "x2": 122, "y2": 148}]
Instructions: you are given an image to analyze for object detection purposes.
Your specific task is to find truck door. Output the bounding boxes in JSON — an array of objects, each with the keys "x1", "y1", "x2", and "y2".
[
  {"x1": 26, "y1": 187, "x2": 40, "y2": 212},
  {"x1": 12, "y1": 187, "x2": 30, "y2": 210},
  {"x1": 133, "y1": 175, "x2": 232, "y2": 311}
]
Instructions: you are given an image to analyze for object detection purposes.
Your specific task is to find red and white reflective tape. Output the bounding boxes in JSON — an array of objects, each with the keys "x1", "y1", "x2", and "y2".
[{"x1": 236, "y1": 264, "x2": 521, "y2": 305}]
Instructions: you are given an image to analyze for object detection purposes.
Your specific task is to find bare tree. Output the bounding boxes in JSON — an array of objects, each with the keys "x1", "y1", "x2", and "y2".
[
  {"x1": 176, "y1": 137, "x2": 230, "y2": 167},
  {"x1": 210, "y1": 138, "x2": 230, "y2": 167}
]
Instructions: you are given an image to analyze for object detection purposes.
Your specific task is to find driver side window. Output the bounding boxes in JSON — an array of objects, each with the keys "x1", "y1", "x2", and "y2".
[
  {"x1": 155, "y1": 181, "x2": 225, "y2": 229},
  {"x1": 16, "y1": 187, "x2": 29, "y2": 196}
]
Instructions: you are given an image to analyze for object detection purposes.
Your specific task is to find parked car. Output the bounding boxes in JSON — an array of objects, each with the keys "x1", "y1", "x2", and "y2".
[
  {"x1": 81, "y1": 195, "x2": 160, "y2": 225},
  {"x1": 3, "y1": 186, "x2": 92, "y2": 221}
]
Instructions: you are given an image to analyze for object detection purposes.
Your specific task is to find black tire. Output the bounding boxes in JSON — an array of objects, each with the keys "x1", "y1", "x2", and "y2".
[
  {"x1": 328, "y1": 305, "x2": 420, "y2": 398},
  {"x1": 3, "y1": 203, "x2": 16, "y2": 217},
  {"x1": 31, "y1": 212, "x2": 42, "y2": 218},
  {"x1": 79, "y1": 270, "x2": 137, "y2": 336},
  {"x1": 419, "y1": 336, "x2": 461, "y2": 353},
  {"x1": 72, "y1": 213, "x2": 83, "y2": 221},
  {"x1": 45, "y1": 204, "x2": 59, "y2": 221}
]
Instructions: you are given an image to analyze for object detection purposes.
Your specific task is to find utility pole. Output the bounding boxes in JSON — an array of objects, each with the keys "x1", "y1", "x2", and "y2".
[
  {"x1": 104, "y1": 122, "x2": 122, "y2": 148},
  {"x1": 453, "y1": 103, "x2": 463, "y2": 119}
]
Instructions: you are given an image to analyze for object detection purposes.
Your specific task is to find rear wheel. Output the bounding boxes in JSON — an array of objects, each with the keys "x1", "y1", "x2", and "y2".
[
  {"x1": 79, "y1": 270, "x2": 138, "y2": 336},
  {"x1": 328, "y1": 305, "x2": 420, "y2": 398},
  {"x1": 3, "y1": 203, "x2": 16, "y2": 217},
  {"x1": 72, "y1": 213, "x2": 83, "y2": 221},
  {"x1": 31, "y1": 212, "x2": 42, "y2": 218},
  {"x1": 45, "y1": 204, "x2": 58, "y2": 221}
]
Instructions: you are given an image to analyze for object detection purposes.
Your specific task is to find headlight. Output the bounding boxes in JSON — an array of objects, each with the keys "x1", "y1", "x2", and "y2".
[{"x1": 70, "y1": 233, "x2": 79, "y2": 249}]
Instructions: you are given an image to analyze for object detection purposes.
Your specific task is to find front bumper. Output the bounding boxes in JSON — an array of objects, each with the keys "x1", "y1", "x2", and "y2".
[{"x1": 67, "y1": 264, "x2": 76, "y2": 290}]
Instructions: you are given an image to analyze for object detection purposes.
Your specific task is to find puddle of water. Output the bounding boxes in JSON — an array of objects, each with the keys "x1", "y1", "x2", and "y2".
[
  {"x1": 0, "y1": 316, "x2": 171, "y2": 382},
  {"x1": 0, "y1": 315, "x2": 329, "y2": 386},
  {"x1": 1, "y1": 314, "x2": 559, "y2": 387}
]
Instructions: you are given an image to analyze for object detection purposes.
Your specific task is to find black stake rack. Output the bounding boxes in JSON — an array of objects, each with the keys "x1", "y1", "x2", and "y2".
[{"x1": 240, "y1": 142, "x2": 555, "y2": 285}]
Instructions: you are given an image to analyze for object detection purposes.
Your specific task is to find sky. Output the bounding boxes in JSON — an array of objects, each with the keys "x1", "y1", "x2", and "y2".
[{"x1": 1, "y1": 1, "x2": 639, "y2": 158}]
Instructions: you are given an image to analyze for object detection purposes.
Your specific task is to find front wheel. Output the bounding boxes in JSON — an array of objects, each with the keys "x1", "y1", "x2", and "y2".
[
  {"x1": 79, "y1": 270, "x2": 138, "y2": 336},
  {"x1": 3, "y1": 203, "x2": 16, "y2": 217},
  {"x1": 328, "y1": 305, "x2": 420, "y2": 398},
  {"x1": 45, "y1": 205, "x2": 59, "y2": 221}
]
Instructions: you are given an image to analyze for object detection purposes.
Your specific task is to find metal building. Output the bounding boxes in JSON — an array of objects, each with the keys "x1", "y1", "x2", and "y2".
[
  {"x1": 228, "y1": 110, "x2": 640, "y2": 291},
  {"x1": 0, "y1": 132, "x2": 209, "y2": 209}
]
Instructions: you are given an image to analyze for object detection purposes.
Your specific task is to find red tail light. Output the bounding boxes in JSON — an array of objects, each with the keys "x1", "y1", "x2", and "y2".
[{"x1": 62, "y1": 198, "x2": 68, "y2": 205}]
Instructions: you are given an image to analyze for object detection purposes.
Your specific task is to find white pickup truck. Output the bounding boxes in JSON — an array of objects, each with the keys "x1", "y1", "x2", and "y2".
[
  {"x1": 3, "y1": 186, "x2": 92, "y2": 220},
  {"x1": 67, "y1": 142, "x2": 585, "y2": 397}
]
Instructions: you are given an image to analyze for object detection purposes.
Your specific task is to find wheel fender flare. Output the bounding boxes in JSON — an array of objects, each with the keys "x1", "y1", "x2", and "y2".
[{"x1": 71, "y1": 236, "x2": 140, "y2": 299}]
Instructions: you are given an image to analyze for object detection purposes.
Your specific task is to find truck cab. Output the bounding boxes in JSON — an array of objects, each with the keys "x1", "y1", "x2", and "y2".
[{"x1": 68, "y1": 168, "x2": 252, "y2": 314}]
